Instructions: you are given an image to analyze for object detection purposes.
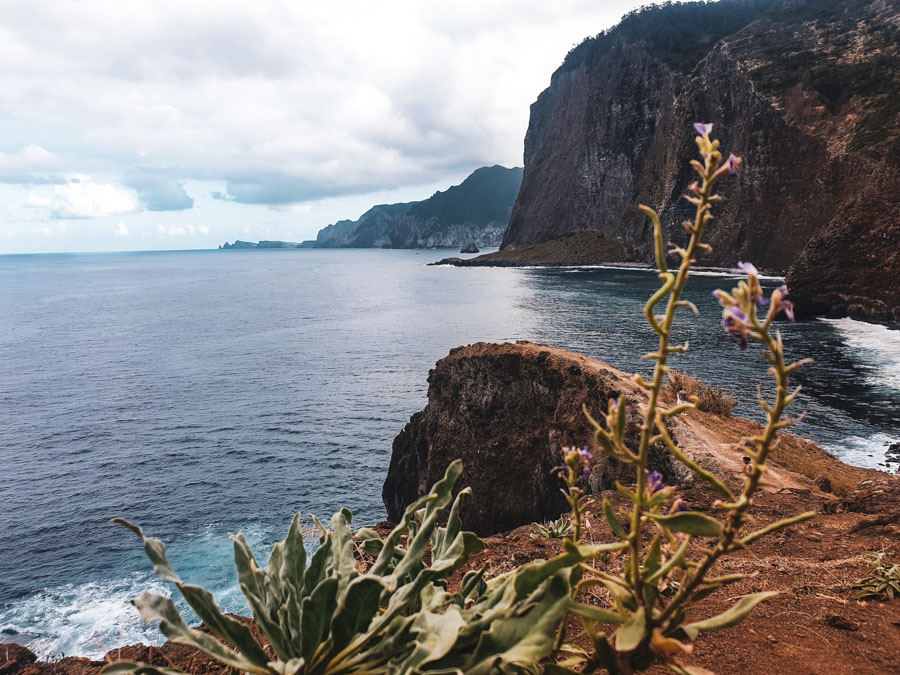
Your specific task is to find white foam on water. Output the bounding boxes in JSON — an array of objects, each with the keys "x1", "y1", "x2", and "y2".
[
  {"x1": 0, "y1": 521, "x2": 286, "y2": 660},
  {"x1": 0, "y1": 573, "x2": 171, "y2": 661},
  {"x1": 821, "y1": 317, "x2": 900, "y2": 390},
  {"x1": 822, "y1": 432, "x2": 899, "y2": 471}
]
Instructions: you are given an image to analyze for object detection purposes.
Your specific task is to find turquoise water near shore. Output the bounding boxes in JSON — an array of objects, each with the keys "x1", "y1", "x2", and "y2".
[{"x1": 1, "y1": 248, "x2": 898, "y2": 658}]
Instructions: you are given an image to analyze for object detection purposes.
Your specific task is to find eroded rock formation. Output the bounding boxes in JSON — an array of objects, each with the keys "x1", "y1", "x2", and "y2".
[{"x1": 382, "y1": 341, "x2": 859, "y2": 535}]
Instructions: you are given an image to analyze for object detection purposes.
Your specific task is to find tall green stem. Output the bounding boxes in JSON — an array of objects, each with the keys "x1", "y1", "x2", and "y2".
[{"x1": 630, "y1": 161, "x2": 716, "y2": 619}]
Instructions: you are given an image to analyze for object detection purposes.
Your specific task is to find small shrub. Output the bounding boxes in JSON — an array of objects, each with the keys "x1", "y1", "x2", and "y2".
[
  {"x1": 103, "y1": 460, "x2": 616, "y2": 675},
  {"x1": 853, "y1": 552, "x2": 900, "y2": 600},
  {"x1": 530, "y1": 516, "x2": 575, "y2": 540},
  {"x1": 666, "y1": 370, "x2": 737, "y2": 416}
]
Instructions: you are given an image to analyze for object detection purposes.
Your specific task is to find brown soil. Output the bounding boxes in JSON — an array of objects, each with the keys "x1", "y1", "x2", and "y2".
[{"x1": 14, "y1": 467, "x2": 898, "y2": 675}]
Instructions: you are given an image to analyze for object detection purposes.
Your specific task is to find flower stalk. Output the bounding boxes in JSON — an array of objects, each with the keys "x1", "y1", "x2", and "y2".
[{"x1": 565, "y1": 125, "x2": 814, "y2": 674}]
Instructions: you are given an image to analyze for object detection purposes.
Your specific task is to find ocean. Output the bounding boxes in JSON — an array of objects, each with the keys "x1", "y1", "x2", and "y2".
[{"x1": 1, "y1": 248, "x2": 897, "y2": 659}]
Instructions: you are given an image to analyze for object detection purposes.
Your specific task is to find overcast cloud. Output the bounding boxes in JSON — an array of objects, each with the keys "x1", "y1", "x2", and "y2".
[{"x1": 0, "y1": 0, "x2": 642, "y2": 252}]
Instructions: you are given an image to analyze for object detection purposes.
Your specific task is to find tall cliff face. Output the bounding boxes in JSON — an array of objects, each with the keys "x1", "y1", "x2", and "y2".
[
  {"x1": 315, "y1": 165, "x2": 523, "y2": 249},
  {"x1": 503, "y1": 0, "x2": 899, "y2": 320}
]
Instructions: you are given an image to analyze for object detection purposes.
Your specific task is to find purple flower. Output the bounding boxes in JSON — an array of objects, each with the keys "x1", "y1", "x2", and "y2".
[
  {"x1": 581, "y1": 468, "x2": 591, "y2": 481},
  {"x1": 676, "y1": 502, "x2": 689, "y2": 512},
  {"x1": 768, "y1": 284, "x2": 796, "y2": 323},
  {"x1": 725, "y1": 153, "x2": 741, "y2": 175},
  {"x1": 693, "y1": 122, "x2": 713, "y2": 137},
  {"x1": 730, "y1": 261, "x2": 759, "y2": 278},
  {"x1": 722, "y1": 307, "x2": 751, "y2": 351},
  {"x1": 646, "y1": 470, "x2": 665, "y2": 493},
  {"x1": 579, "y1": 446, "x2": 592, "y2": 461},
  {"x1": 722, "y1": 306, "x2": 749, "y2": 327},
  {"x1": 782, "y1": 301, "x2": 795, "y2": 323}
]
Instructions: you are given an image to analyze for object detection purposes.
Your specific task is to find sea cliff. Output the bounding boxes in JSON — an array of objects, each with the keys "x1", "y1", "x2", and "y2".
[{"x1": 498, "y1": 0, "x2": 899, "y2": 320}]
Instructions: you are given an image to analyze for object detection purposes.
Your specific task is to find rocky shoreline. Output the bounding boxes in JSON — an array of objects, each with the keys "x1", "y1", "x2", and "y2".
[
  {"x1": 430, "y1": 230, "x2": 633, "y2": 268},
  {"x1": 6, "y1": 342, "x2": 899, "y2": 674}
]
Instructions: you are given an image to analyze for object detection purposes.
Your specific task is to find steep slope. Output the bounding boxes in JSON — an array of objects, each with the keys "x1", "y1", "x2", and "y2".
[
  {"x1": 502, "y1": 0, "x2": 899, "y2": 320},
  {"x1": 314, "y1": 165, "x2": 523, "y2": 248}
]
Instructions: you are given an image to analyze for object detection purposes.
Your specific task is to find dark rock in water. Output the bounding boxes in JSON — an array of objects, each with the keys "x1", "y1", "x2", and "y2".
[
  {"x1": 382, "y1": 342, "x2": 684, "y2": 535},
  {"x1": 431, "y1": 230, "x2": 632, "y2": 267},
  {"x1": 460, "y1": 242, "x2": 479, "y2": 254}
]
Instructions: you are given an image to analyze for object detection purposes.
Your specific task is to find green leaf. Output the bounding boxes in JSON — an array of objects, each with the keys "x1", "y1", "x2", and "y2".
[
  {"x1": 603, "y1": 500, "x2": 627, "y2": 539},
  {"x1": 302, "y1": 536, "x2": 333, "y2": 599},
  {"x1": 681, "y1": 591, "x2": 779, "y2": 640},
  {"x1": 355, "y1": 527, "x2": 385, "y2": 557},
  {"x1": 110, "y1": 519, "x2": 181, "y2": 584},
  {"x1": 176, "y1": 583, "x2": 270, "y2": 668},
  {"x1": 614, "y1": 606, "x2": 646, "y2": 652},
  {"x1": 398, "y1": 606, "x2": 466, "y2": 671},
  {"x1": 648, "y1": 511, "x2": 723, "y2": 537},
  {"x1": 330, "y1": 509, "x2": 358, "y2": 590},
  {"x1": 512, "y1": 540, "x2": 621, "y2": 599},
  {"x1": 589, "y1": 632, "x2": 620, "y2": 675},
  {"x1": 646, "y1": 536, "x2": 691, "y2": 584},
  {"x1": 464, "y1": 572, "x2": 574, "y2": 674},
  {"x1": 642, "y1": 537, "x2": 662, "y2": 577},
  {"x1": 281, "y1": 513, "x2": 308, "y2": 597},
  {"x1": 329, "y1": 576, "x2": 387, "y2": 652},
  {"x1": 567, "y1": 601, "x2": 624, "y2": 625},
  {"x1": 129, "y1": 592, "x2": 269, "y2": 674},
  {"x1": 300, "y1": 577, "x2": 339, "y2": 663}
]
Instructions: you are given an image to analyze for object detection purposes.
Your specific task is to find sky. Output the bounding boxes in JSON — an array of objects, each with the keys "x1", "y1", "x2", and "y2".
[{"x1": 0, "y1": 0, "x2": 645, "y2": 253}]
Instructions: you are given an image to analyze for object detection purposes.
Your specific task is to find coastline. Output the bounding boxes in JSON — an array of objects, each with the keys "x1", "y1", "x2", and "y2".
[{"x1": 7, "y1": 342, "x2": 900, "y2": 674}]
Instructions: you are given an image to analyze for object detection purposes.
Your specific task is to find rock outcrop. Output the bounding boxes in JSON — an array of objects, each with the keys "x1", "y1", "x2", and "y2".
[
  {"x1": 314, "y1": 166, "x2": 523, "y2": 249},
  {"x1": 500, "y1": 0, "x2": 899, "y2": 320},
  {"x1": 432, "y1": 230, "x2": 631, "y2": 267},
  {"x1": 382, "y1": 341, "x2": 857, "y2": 535}
]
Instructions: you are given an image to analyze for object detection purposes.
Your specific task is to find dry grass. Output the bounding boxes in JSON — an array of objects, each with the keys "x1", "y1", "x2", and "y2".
[{"x1": 666, "y1": 370, "x2": 737, "y2": 416}]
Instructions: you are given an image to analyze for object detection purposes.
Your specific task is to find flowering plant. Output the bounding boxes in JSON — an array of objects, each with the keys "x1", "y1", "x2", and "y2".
[{"x1": 554, "y1": 124, "x2": 814, "y2": 674}]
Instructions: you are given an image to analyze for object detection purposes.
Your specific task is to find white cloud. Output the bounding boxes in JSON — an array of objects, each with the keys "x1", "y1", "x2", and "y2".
[
  {"x1": 114, "y1": 222, "x2": 130, "y2": 236},
  {"x1": 156, "y1": 223, "x2": 207, "y2": 236},
  {"x1": 25, "y1": 192, "x2": 51, "y2": 208},
  {"x1": 50, "y1": 177, "x2": 140, "y2": 218},
  {"x1": 0, "y1": 1, "x2": 639, "y2": 205},
  {"x1": 0, "y1": 1, "x2": 645, "y2": 251},
  {"x1": 0, "y1": 145, "x2": 64, "y2": 183}
]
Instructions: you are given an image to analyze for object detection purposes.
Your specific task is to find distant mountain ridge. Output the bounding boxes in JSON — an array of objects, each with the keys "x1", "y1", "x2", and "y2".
[{"x1": 315, "y1": 165, "x2": 523, "y2": 248}]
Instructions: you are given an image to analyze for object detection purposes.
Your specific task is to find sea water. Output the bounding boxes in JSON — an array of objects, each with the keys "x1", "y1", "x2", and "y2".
[{"x1": 1, "y1": 248, "x2": 897, "y2": 658}]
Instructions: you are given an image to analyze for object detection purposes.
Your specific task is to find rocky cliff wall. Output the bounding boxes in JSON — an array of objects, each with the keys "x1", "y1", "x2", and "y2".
[{"x1": 503, "y1": 0, "x2": 899, "y2": 320}]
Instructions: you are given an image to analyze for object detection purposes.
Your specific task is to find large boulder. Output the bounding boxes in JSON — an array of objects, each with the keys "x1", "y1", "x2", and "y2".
[{"x1": 382, "y1": 342, "x2": 680, "y2": 535}]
